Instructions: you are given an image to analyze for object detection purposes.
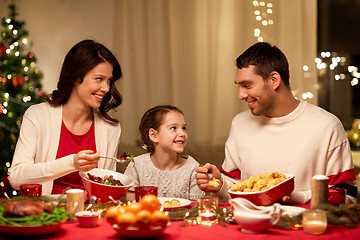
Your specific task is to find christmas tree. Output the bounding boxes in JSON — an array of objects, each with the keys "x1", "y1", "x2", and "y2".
[{"x1": 0, "y1": 4, "x2": 44, "y2": 197}]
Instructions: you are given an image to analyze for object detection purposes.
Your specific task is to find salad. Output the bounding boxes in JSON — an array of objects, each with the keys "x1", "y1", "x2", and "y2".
[{"x1": 87, "y1": 173, "x2": 124, "y2": 186}]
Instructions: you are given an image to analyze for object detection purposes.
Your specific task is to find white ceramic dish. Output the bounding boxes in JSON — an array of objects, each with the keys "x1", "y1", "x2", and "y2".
[
  {"x1": 228, "y1": 173, "x2": 295, "y2": 206},
  {"x1": 75, "y1": 211, "x2": 99, "y2": 227},
  {"x1": 158, "y1": 197, "x2": 192, "y2": 210}
]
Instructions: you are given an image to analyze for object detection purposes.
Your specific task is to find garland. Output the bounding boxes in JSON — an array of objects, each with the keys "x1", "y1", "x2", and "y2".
[{"x1": 277, "y1": 203, "x2": 360, "y2": 230}]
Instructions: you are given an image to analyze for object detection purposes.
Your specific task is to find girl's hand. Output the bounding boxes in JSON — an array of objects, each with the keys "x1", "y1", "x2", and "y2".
[
  {"x1": 195, "y1": 163, "x2": 222, "y2": 193},
  {"x1": 73, "y1": 150, "x2": 100, "y2": 172}
]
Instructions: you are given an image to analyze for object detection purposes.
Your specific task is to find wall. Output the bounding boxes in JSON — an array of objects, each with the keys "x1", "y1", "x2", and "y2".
[{"x1": 0, "y1": 0, "x2": 115, "y2": 93}]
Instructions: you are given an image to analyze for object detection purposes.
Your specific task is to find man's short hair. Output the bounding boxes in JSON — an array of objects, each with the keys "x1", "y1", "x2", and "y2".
[{"x1": 236, "y1": 42, "x2": 290, "y2": 87}]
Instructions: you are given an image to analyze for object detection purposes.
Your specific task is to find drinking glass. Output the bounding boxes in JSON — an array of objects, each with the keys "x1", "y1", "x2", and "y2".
[
  {"x1": 19, "y1": 184, "x2": 42, "y2": 197},
  {"x1": 135, "y1": 186, "x2": 158, "y2": 202},
  {"x1": 197, "y1": 195, "x2": 218, "y2": 224},
  {"x1": 328, "y1": 188, "x2": 346, "y2": 205}
]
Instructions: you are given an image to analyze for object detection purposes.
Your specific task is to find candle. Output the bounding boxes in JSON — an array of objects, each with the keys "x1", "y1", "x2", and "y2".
[
  {"x1": 302, "y1": 209, "x2": 327, "y2": 235},
  {"x1": 66, "y1": 189, "x2": 85, "y2": 221},
  {"x1": 311, "y1": 175, "x2": 329, "y2": 209}
]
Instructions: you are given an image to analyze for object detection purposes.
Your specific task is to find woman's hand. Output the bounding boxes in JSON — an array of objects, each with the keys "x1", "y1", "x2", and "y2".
[
  {"x1": 73, "y1": 150, "x2": 100, "y2": 172},
  {"x1": 195, "y1": 163, "x2": 222, "y2": 193}
]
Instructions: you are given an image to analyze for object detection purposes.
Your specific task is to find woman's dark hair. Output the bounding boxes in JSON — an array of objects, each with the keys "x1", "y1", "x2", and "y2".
[
  {"x1": 44, "y1": 39, "x2": 123, "y2": 123},
  {"x1": 236, "y1": 42, "x2": 290, "y2": 88},
  {"x1": 139, "y1": 105, "x2": 183, "y2": 154}
]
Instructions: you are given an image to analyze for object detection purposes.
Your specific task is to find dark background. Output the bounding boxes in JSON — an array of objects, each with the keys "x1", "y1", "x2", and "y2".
[{"x1": 318, "y1": 0, "x2": 360, "y2": 127}]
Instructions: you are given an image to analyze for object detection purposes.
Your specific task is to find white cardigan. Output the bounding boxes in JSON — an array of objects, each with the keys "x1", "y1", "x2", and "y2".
[{"x1": 9, "y1": 102, "x2": 121, "y2": 195}]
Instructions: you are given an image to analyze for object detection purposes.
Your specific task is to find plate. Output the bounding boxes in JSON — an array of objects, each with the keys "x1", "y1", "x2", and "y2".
[
  {"x1": 158, "y1": 197, "x2": 192, "y2": 210},
  {"x1": 0, "y1": 221, "x2": 64, "y2": 236},
  {"x1": 113, "y1": 225, "x2": 166, "y2": 238},
  {"x1": 279, "y1": 206, "x2": 306, "y2": 217}
]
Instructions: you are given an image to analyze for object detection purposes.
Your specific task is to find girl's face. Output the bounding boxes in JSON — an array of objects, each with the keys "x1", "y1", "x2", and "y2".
[
  {"x1": 152, "y1": 111, "x2": 188, "y2": 154},
  {"x1": 72, "y1": 61, "x2": 113, "y2": 109}
]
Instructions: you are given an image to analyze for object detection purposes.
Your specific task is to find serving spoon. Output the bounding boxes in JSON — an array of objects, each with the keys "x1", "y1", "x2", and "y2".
[
  {"x1": 99, "y1": 156, "x2": 129, "y2": 163},
  {"x1": 99, "y1": 153, "x2": 134, "y2": 164}
]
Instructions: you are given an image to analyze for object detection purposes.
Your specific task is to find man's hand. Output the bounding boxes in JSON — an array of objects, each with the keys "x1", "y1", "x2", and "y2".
[
  {"x1": 195, "y1": 163, "x2": 222, "y2": 193},
  {"x1": 73, "y1": 150, "x2": 99, "y2": 172}
]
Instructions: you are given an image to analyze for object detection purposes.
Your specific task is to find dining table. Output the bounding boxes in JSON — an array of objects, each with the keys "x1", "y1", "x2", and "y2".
[{"x1": 0, "y1": 202, "x2": 359, "y2": 240}]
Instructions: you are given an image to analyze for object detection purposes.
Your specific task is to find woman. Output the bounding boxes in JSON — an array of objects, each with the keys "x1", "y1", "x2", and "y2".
[{"x1": 9, "y1": 39, "x2": 123, "y2": 195}]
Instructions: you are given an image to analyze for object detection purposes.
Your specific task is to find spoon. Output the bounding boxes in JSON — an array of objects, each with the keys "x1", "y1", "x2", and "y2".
[
  {"x1": 99, "y1": 156, "x2": 129, "y2": 163},
  {"x1": 100, "y1": 153, "x2": 134, "y2": 163}
]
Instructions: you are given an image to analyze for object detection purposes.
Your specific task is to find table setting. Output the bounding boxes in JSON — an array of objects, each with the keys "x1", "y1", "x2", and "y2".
[{"x1": 0, "y1": 169, "x2": 360, "y2": 240}]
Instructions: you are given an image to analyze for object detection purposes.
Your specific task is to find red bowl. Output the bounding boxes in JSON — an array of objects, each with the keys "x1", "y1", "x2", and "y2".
[
  {"x1": 79, "y1": 168, "x2": 134, "y2": 202},
  {"x1": 228, "y1": 174, "x2": 295, "y2": 206}
]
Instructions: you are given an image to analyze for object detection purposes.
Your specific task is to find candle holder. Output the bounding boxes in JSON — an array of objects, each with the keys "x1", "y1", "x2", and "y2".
[
  {"x1": 302, "y1": 209, "x2": 327, "y2": 235},
  {"x1": 19, "y1": 184, "x2": 42, "y2": 197},
  {"x1": 66, "y1": 189, "x2": 85, "y2": 221},
  {"x1": 135, "y1": 186, "x2": 158, "y2": 202},
  {"x1": 197, "y1": 195, "x2": 219, "y2": 225}
]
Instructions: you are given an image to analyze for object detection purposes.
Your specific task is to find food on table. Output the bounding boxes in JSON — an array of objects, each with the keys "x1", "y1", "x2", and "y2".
[
  {"x1": 105, "y1": 195, "x2": 169, "y2": 229},
  {"x1": 141, "y1": 195, "x2": 161, "y2": 212},
  {"x1": 105, "y1": 206, "x2": 126, "y2": 225},
  {"x1": 119, "y1": 152, "x2": 134, "y2": 161},
  {"x1": 0, "y1": 200, "x2": 68, "y2": 226},
  {"x1": 230, "y1": 171, "x2": 287, "y2": 192},
  {"x1": 163, "y1": 199, "x2": 181, "y2": 208},
  {"x1": 208, "y1": 179, "x2": 221, "y2": 187},
  {"x1": 3, "y1": 200, "x2": 53, "y2": 217},
  {"x1": 87, "y1": 173, "x2": 123, "y2": 186}
]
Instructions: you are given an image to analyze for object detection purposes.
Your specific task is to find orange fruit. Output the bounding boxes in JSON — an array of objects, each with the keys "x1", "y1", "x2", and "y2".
[
  {"x1": 151, "y1": 210, "x2": 169, "y2": 228},
  {"x1": 140, "y1": 194, "x2": 160, "y2": 212},
  {"x1": 135, "y1": 210, "x2": 153, "y2": 229},
  {"x1": 105, "y1": 206, "x2": 126, "y2": 225},
  {"x1": 126, "y1": 202, "x2": 143, "y2": 214},
  {"x1": 116, "y1": 212, "x2": 137, "y2": 228}
]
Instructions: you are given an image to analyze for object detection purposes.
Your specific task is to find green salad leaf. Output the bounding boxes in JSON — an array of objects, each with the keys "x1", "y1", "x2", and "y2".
[{"x1": 0, "y1": 206, "x2": 68, "y2": 226}]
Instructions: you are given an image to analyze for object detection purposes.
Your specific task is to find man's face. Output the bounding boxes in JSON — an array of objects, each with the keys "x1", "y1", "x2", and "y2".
[{"x1": 234, "y1": 65, "x2": 275, "y2": 117}]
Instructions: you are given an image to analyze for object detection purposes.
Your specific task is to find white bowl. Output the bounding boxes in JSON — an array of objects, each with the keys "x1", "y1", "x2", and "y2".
[{"x1": 75, "y1": 211, "x2": 100, "y2": 228}]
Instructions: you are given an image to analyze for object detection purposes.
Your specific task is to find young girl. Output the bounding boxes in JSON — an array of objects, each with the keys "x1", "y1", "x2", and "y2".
[{"x1": 124, "y1": 105, "x2": 204, "y2": 201}]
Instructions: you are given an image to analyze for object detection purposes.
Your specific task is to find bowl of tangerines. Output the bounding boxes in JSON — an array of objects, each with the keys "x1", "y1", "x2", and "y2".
[{"x1": 105, "y1": 195, "x2": 169, "y2": 238}]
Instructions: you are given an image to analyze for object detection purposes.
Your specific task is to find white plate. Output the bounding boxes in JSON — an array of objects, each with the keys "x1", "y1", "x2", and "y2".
[
  {"x1": 158, "y1": 197, "x2": 192, "y2": 210},
  {"x1": 278, "y1": 206, "x2": 306, "y2": 217},
  {"x1": 42, "y1": 194, "x2": 64, "y2": 201}
]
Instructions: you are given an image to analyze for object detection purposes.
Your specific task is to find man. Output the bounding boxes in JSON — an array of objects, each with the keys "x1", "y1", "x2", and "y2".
[{"x1": 195, "y1": 42, "x2": 357, "y2": 203}]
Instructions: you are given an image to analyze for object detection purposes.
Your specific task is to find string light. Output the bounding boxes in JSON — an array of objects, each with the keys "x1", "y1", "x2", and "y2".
[
  {"x1": 315, "y1": 51, "x2": 359, "y2": 86},
  {"x1": 252, "y1": 0, "x2": 273, "y2": 42}
]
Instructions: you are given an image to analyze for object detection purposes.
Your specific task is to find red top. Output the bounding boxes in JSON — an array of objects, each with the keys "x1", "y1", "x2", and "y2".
[{"x1": 52, "y1": 120, "x2": 96, "y2": 194}]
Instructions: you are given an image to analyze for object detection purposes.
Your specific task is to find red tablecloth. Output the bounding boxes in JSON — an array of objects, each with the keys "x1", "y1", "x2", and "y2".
[{"x1": 1, "y1": 204, "x2": 360, "y2": 240}]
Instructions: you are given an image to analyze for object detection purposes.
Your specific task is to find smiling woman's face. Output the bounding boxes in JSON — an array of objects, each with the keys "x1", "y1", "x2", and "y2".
[{"x1": 72, "y1": 61, "x2": 113, "y2": 109}]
